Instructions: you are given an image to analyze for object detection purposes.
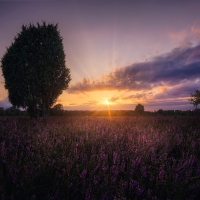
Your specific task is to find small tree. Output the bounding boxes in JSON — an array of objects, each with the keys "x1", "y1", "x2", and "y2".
[
  {"x1": 189, "y1": 90, "x2": 200, "y2": 109},
  {"x1": 5, "y1": 106, "x2": 21, "y2": 116},
  {"x1": 157, "y1": 109, "x2": 164, "y2": 115},
  {"x1": 0, "y1": 107, "x2": 5, "y2": 116},
  {"x1": 135, "y1": 103, "x2": 144, "y2": 115},
  {"x1": 1, "y1": 22, "x2": 71, "y2": 118},
  {"x1": 50, "y1": 103, "x2": 64, "y2": 116},
  {"x1": 53, "y1": 103, "x2": 63, "y2": 110}
]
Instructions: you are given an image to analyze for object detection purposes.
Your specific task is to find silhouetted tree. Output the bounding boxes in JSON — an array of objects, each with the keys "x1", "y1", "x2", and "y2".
[
  {"x1": 135, "y1": 104, "x2": 144, "y2": 115},
  {"x1": 50, "y1": 103, "x2": 64, "y2": 116},
  {"x1": 5, "y1": 106, "x2": 21, "y2": 116},
  {"x1": 0, "y1": 107, "x2": 5, "y2": 116},
  {"x1": 189, "y1": 90, "x2": 200, "y2": 109},
  {"x1": 157, "y1": 109, "x2": 164, "y2": 115},
  {"x1": 1, "y1": 22, "x2": 71, "y2": 118},
  {"x1": 53, "y1": 103, "x2": 63, "y2": 110}
]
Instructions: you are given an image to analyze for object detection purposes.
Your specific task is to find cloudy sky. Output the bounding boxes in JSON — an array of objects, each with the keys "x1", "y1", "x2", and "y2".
[{"x1": 0, "y1": 0, "x2": 200, "y2": 111}]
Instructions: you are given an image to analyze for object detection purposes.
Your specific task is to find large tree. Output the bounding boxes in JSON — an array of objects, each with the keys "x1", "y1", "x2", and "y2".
[
  {"x1": 189, "y1": 90, "x2": 200, "y2": 109},
  {"x1": 1, "y1": 22, "x2": 71, "y2": 118}
]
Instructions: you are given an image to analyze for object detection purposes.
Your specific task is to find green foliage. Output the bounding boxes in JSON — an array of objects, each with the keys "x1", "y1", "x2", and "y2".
[
  {"x1": 189, "y1": 89, "x2": 200, "y2": 109},
  {"x1": 135, "y1": 104, "x2": 144, "y2": 114},
  {"x1": 1, "y1": 22, "x2": 71, "y2": 118}
]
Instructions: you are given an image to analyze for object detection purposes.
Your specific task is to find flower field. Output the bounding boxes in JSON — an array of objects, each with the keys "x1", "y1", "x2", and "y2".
[{"x1": 0, "y1": 116, "x2": 200, "y2": 199}]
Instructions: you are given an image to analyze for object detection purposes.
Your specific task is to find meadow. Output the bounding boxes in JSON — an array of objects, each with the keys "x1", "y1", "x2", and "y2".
[{"x1": 0, "y1": 116, "x2": 200, "y2": 200}]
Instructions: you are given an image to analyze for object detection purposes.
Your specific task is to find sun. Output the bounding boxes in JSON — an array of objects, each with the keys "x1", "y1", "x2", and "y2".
[
  {"x1": 100, "y1": 98, "x2": 112, "y2": 106},
  {"x1": 104, "y1": 99, "x2": 111, "y2": 105}
]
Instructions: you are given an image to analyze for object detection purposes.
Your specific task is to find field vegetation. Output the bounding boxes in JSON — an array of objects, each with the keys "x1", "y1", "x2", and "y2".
[{"x1": 0, "y1": 116, "x2": 200, "y2": 199}]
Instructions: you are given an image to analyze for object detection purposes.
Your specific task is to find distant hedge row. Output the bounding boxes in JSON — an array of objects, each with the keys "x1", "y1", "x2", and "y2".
[{"x1": 0, "y1": 106, "x2": 200, "y2": 116}]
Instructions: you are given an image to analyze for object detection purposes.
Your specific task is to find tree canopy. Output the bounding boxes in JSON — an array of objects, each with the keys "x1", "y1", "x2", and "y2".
[
  {"x1": 135, "y1": 103, "x2": 144, "y2": 114},
  {"x1": 189, "y1": 90, "x2": 200, "y2": 109},
  {"x1": 1, "y1": 22, "x2": 71, "y2": 118}
]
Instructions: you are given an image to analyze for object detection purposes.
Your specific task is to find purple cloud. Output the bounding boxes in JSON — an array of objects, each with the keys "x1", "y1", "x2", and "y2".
[
  {"x1": 69, "y1": 44, "x2": 200, "y2": 93},
  {"x1": 153, "y1": 80, "x2": 200, "y2": 100}
]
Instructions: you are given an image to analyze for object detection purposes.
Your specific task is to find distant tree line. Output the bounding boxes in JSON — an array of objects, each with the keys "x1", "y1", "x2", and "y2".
[
  {"x1": 0, "y1": 104, "x2": 65, "y2": 116},
  {"x1": 0, "y1": 105, "x2": 200, "y2": 116},
  {"x1": 0, "y1": 106, "x2": 24, "y2": 116},
  {"x1": 1, "y1": 92, "x2": 199, "y2": 117}
]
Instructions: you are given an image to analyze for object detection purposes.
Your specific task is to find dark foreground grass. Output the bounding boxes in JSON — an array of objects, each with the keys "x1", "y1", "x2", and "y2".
[{"x1": 0, "y1": 116, "x2": 200, "y2": 199}]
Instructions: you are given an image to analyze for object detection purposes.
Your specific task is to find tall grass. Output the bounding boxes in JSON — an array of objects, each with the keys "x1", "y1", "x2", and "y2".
[{"x1": 0, "y1": 116, "x2": 200, "y2": 199}]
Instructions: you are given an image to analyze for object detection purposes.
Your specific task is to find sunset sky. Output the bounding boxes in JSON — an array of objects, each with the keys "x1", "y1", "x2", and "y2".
[{"x1": 0, "y1": 0, "x2": 200, "y2": 111}]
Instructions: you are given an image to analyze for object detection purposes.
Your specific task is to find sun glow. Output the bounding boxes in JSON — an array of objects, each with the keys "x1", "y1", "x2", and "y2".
[{"x1": 104, "y1": 99, "x2": 111, "y2": 105}]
